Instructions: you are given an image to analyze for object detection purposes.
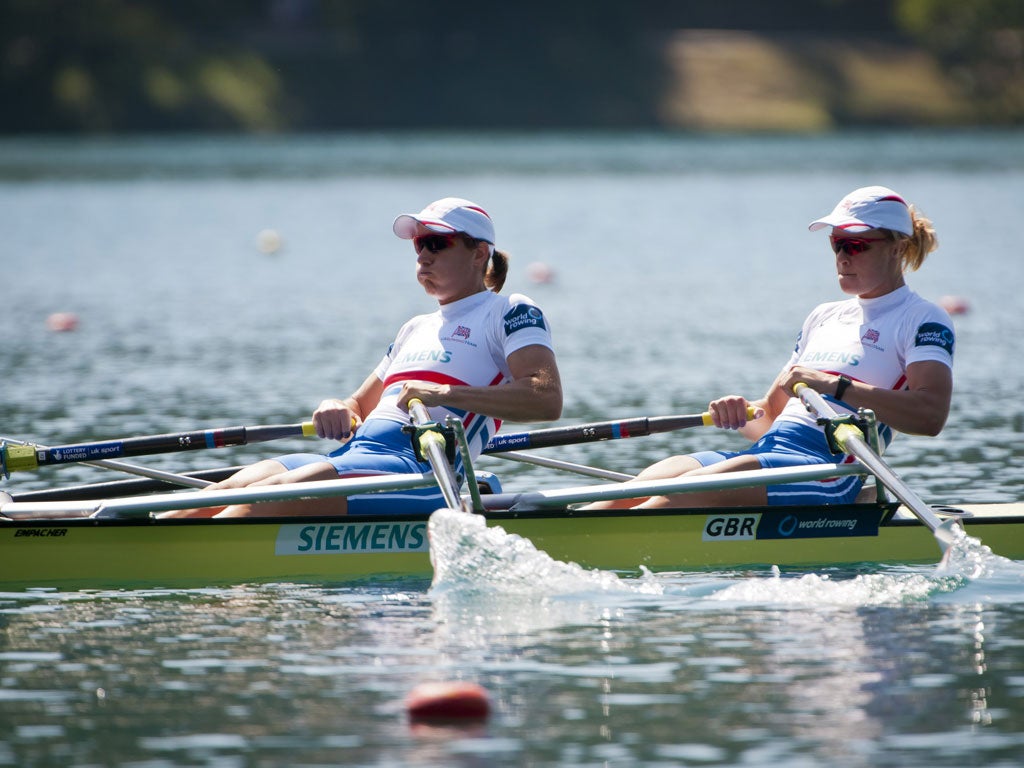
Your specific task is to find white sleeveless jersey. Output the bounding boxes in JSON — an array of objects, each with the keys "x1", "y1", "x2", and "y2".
[
  {"x1": 367, "y1": 290, "x2": 554, "y2": 457},
  {"x1": 776, "y1": 285, "x2": 955, "y2": 445}
]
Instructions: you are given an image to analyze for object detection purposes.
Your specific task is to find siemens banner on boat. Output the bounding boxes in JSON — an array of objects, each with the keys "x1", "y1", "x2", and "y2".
[{"x1": 275, "y1": 522, "x2": 428, "y2": 555}]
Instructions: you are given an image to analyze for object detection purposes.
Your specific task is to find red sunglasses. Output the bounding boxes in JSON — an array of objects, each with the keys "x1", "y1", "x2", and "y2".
[
  {"x1": 830, "y1": 235, "x2": 888, "y2": 256},
  {"x1": 414, "y1": 233, "x2": 459, "y2": 254}
]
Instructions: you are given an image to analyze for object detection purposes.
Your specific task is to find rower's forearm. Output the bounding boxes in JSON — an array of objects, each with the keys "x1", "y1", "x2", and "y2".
[
  {"x1": 833, "y1": 381, "x2": 949, "y2": 436},
  {"x1": 441, "y1": 379, "x2": 563, "y2": 423}
]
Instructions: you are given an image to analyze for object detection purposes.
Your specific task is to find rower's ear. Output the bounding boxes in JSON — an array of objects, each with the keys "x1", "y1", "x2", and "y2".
[{"x1": 473, "y1": 241, "x2": 491, "y2": 268}]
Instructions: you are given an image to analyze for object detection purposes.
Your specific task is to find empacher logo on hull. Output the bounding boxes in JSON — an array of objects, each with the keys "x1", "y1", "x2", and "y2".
[
  {"x1": 702, "y1": 510, "x2": 880, "y2": 542},
  {"x1": 275, "y1": 522, "x2": 428, "y2": 556}
]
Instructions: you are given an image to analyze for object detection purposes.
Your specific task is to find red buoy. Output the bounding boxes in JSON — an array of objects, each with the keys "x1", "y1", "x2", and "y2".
[
  {"x1": 46, "y1": 312, "x2": 79, "y2": 332},
  {"x1": 406, "y1": 681, "x2": 490, "y2": 721},
  {"x1": 938, "y1": 295, "x2": 970, "y2": 316},
  {"x1": 526, "y1": 261, "x2": 555, "y2": 284}
]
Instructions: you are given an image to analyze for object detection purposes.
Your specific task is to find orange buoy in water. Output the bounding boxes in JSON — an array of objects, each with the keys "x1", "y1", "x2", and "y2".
[
  {"x1": 406, "y1": 681, "x2": 490, "y2": 721},
  {"x1": 526, "y1": 261, "x2": 555, "y2": 284},
  {"x1": 938, "y1": 295, "x2": 970, "y2": 316},
  {"x1": 46, "y1": 312, "x2": 79, "y2": 332}
]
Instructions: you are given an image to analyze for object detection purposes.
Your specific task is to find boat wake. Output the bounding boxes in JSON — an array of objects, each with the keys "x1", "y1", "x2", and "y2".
[
  {"x1": 428, "y1": 508, "x2": 663, "y2": 597},
  {"x1": 426, "y1": 508, "x2": 663, "y2": 639},
  {"x1": 426, "y1": 509, "x2": 1023, "y2": 630},
  {"x1": 697, "y1": 531, "x2": 1024, "y2": 608}
]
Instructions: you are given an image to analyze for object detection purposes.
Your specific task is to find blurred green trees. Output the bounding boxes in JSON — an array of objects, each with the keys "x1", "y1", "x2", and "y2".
[
  {"x1": 2, "y1": 0, "x2": 1021, "y2": 133},
  {"x1": 897, "y1": 0, "x2": 1024, "y2": 123}
]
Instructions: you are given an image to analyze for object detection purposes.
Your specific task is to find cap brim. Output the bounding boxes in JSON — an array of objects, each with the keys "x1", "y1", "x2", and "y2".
[
  {"x1": 808, "y1": 216, "x2": 873, "y2": 233},
  {"x1": 393, "y1": 214, "x2": 460, "y2": 239}
]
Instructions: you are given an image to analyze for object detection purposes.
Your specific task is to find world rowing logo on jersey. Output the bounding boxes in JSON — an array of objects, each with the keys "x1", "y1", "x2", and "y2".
[
  {"x1": 453, "y1": 325, "x2": 471, "y2": 339},
  {"x1": 504, "y1": 304, "x2": 546, "y2": 335},
  {"x1": 915, "y1": 322, "x2": 954, "y2": 356}
]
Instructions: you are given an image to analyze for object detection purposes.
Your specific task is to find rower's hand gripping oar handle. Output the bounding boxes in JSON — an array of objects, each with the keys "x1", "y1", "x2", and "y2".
[{"x1": 700, "y1": 405, "x2": 761, "y2": 427}]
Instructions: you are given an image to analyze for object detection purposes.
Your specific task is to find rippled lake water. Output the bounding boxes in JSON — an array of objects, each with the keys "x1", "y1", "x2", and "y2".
[{"x1": 1, "y1": 131, "x2": 1024, "y2": 766}]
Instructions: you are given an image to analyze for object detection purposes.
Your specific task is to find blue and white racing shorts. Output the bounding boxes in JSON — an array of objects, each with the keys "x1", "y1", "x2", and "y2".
[
  {"x1": 275, "y1": 419, "x2": 449, "y2": 515},
  {"x1": 689, "y1": 420, "x2": 864, "y2": 506}
]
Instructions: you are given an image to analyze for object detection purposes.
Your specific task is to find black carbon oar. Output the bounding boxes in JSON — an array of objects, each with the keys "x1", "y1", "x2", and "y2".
[
  {"x1": 1, "y1": 422, "x2": 316, "y2": 475},
  {"x1": 482, "y1": 408, "x2": 755, "y2": 454}
]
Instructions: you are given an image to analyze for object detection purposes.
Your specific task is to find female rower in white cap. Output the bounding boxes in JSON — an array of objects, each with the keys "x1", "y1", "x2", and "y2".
[
  {"x1": 168, "y1": 197, "x2": 562, "y2": 517},
  {"x1": 588, "y1": 185, "x2": 954, "y2": 510}
]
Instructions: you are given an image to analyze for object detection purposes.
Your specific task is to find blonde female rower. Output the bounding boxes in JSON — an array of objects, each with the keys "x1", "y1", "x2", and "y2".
[{"x1": 588, "y1": 185, "x2": 953, "y2": 510}]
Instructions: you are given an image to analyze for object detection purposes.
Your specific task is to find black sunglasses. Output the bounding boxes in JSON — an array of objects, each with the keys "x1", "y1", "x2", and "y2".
[
  {"x1": 830, "y1": 235, "x2": 887, "y2": 256},
  {"x1": 414, "y1": 234, "x2": 458, "y2": 254}
]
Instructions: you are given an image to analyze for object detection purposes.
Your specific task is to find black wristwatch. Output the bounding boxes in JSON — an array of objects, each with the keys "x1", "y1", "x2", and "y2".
[{"x1": 835, "y1": 374, "x2": 853, "y2": 401}]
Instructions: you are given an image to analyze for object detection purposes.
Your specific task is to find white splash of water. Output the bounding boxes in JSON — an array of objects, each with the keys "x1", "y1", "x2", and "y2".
[
  {"x1": 426, "y1": 508, "x2": 664, "y2": 640},
  {"x1": 703, "y1": 529, "x2": 1024, "y2": 608},
  {"x1": 930, "y1": 528, "x2": 1024, "y2": 603},
  {"x1": 705, "y1": 567, "x2": 940, "y2": 607},
  {"x1": 428, "y1": 508, "x2": 663, "y2": 598},
  {"x1": 426, "y1": 508, "x2": 1024, "y2": 622}
]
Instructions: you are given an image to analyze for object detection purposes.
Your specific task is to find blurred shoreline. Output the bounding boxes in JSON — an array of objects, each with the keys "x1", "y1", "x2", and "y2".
[{"x1": 3, "y1": 2, "x2": 1021, "y2": 135}]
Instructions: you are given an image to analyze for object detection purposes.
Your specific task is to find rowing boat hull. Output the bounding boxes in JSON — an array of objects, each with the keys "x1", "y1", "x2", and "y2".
[{"x1": 3, "y1": 503, "x2": 1022, "y2": 589}]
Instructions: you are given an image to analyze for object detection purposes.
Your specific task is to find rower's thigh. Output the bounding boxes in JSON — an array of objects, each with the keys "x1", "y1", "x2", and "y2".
[
  {"x1": 250, "y1": 461, "x2": 337, "y2": 486},
  {"x1": 635, "y1": 455, "x2": 704, "y2": 480},
  {"x1": 213, "y1": 459, "x2": 291, "y2": 488}
]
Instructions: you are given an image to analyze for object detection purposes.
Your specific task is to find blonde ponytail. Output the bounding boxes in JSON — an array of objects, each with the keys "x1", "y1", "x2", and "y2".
[{"x1": 898, "y1": 206, "x2": 938, "y2": 272}]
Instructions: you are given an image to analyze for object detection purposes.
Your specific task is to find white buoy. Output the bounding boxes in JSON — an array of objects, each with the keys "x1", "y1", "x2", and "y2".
[{"x1": 256, "y1": 228, "x2": 283, "y2": 254}]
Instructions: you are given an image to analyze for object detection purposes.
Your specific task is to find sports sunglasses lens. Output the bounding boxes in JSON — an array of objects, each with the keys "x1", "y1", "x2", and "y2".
[
  {"x1": 832, "y1": 238, "x2": 866, "y2": 255},
  {"x1": 415, "y1": 235, "x2": 453, "y2": 253}
]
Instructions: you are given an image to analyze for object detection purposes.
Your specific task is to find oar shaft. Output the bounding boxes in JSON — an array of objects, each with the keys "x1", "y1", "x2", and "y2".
[
  {"x1": 0, "y1": 473, "x2": 435, "y2": 519},
  {"x1": 483, "y1": 413, "x2": 707, "y2": 454},
  {"x1": 81, "y1": 459, "x2": 212, "y2": 489},
  {"x1": 2, "y1": 422, "x2": 316, "y2": 473},
  {"x1": 483, "y1": 407, "x2": 755, "y2": 454},
  {"x1": 495, "y1": 451, "x2": 634, "y2": 482}
]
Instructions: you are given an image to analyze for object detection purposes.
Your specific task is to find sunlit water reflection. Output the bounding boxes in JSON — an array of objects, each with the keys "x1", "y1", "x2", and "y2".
[{"x1": 2, "y1": 132, "x2": 1024, "y2": 766}]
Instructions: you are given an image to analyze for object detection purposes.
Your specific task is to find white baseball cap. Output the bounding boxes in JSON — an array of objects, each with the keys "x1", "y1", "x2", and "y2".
[
  {"x1": 393, "y1": 197, "x2": 496, "y2": 244},
  {"x1": 808, "y1": 186, "x2": 914, "y2": 235}
]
